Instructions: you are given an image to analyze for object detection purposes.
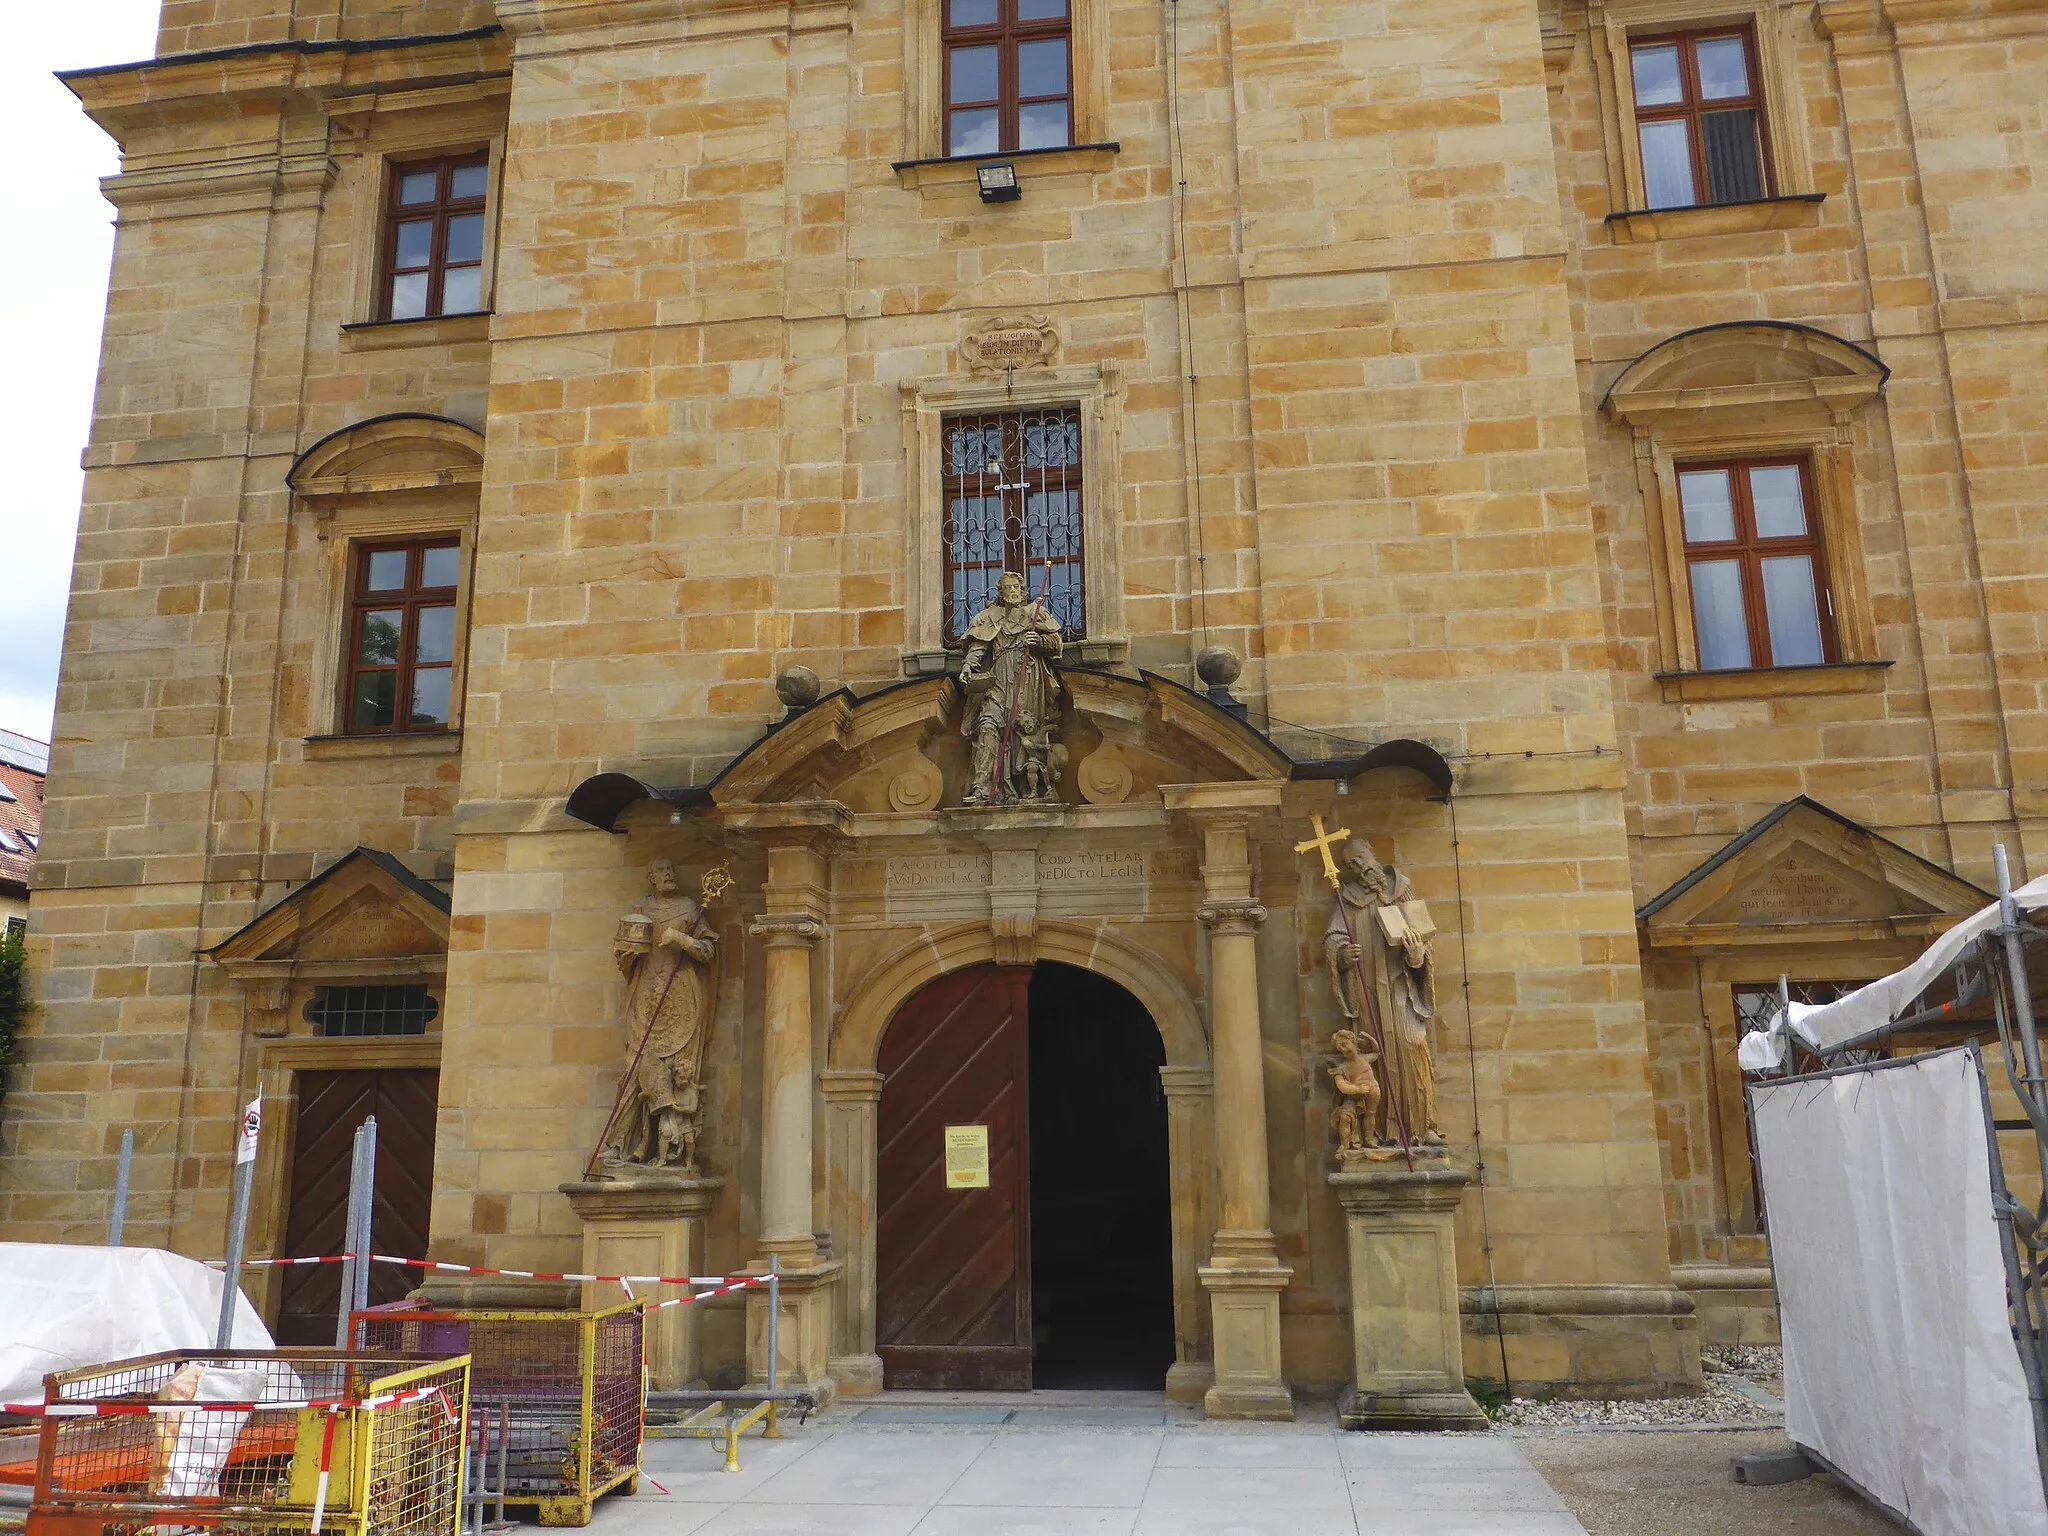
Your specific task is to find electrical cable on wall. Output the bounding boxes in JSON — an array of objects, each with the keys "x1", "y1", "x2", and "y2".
[
  {"x1": 1449, "y1": 790, "x2": 1514, "y2": 1397},
  {"x1": 1165, "y1": 0, "x2": 1211, "y2": 643}
]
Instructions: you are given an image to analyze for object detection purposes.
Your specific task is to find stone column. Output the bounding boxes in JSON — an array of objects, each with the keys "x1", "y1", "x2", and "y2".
[
  {"x1": 1160, "y1": 1064, "x2": 1216, "y2": 1402},
  {"x1": 1329, "y1": 1166, "x2": 1487, "y2": 1430},
  {"x1": 1196, "y1": 897, "x2": 1294, "y2": 1420},
  {"x1": 1165, "y1": 783, "x2": 1293, "y2": 1421},
  {"x1": 734, "y1": 819, "x2": 844, "y2": 1399},
  {"x1": 821, "y1": 1068, "x2": 885, "y2": 1394},
  {"x1": 753, "y1": 909, "x2": 825, "y2": 1266}
]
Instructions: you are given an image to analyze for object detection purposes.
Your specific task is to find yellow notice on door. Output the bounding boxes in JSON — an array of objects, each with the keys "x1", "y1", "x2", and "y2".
[{"x1": 944, "y1": 1125, "x2": 990, "y2": 1189}]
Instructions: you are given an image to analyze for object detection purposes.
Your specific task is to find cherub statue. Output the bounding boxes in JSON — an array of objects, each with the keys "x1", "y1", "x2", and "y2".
[
  {"x1": 1328, "y1": 1027, "x2": 1383, "y2": 1160},
  {"x1": 1016, "y1": 727, "x2": 1068, "y2": 803}
]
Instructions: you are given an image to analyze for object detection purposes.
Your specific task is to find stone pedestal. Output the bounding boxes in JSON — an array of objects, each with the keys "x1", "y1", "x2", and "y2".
[
  {"x1": 1329, "y1": 1164, "x2": 1488, "y2": 1430},
  {"x1": 745, "y1": 1260, "x2": 843, "y2": 1401},
  {"x1": 1198, "y1": 1246, "x2": 1296, "y2": 1420},
  {"x1": 560, "y1": 1173, "x2": 723, "y2": 1390}
]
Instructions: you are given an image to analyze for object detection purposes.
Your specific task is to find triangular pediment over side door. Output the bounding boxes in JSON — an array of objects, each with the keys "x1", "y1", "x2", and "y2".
[
  {"x1": 1637, "y1": 797, "x2": 1990, "y2": 952},
  {"x1": 209, "y1": 847, "x2": 451, "y2": 992}
]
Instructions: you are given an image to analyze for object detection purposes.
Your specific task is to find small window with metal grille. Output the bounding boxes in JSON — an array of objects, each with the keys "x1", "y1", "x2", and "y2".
[
  {"x1": 306, "y1": 984, "x2": 440, "y2": 1038},
  {"x1": 941, "y1": 405, "x2": 1085, "y2": 646},
  {"x1": 1734, "y1": 979, "x2": 1869, "y2": 1230}
]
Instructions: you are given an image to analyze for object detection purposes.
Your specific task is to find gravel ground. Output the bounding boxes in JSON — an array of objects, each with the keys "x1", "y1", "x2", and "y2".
[
  {"x1": 1501, "y1": 1372, "x2": 1781, "y2": 1430},
  {"x1": 1519, "y1": 1428, "x2": 1895, "y2": 1536},
  {"x1": 1700, "y1": 1344, "x2": 1782, "y2": 1375}
]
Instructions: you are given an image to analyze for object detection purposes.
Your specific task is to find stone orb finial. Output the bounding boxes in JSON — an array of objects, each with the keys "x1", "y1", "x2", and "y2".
[
  {"x1": 775, "y1": 666, "x2": 821, "y2": 712},
  {"x1": 1196, "y1": 645, "x2": 1243, "y2": 689}
]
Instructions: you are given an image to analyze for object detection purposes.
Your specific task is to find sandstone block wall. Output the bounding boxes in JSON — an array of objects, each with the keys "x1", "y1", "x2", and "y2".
[{"x1": 4, "y1": 0, "x2": 2041, "y2": 1396}]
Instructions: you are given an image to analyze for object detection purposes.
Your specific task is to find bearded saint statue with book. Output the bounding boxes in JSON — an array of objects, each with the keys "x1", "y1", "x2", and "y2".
[{"x1": 1323, "y1": 837, "x2": 1447, "y2": 1154}]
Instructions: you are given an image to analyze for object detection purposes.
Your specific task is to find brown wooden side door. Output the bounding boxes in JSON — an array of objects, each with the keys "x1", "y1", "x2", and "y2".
[
  {"x1": 276, "y1": 1069, "x2": 439, "y2": 1344},
  {"x1": 876, "y1": 964, "x2": 1033, "y2": 1390}
]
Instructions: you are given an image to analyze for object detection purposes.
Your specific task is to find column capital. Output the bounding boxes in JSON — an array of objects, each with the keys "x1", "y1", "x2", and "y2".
[
  {"x1": 1197, "y1": 900, "x2": 1266, "y2": 934},
  {"x1": 749, "y1": 912, "x2": 826, "y2": 947},
  {"x1": 819, "y1": 1068, "x2": 886, "y2": 1103}
]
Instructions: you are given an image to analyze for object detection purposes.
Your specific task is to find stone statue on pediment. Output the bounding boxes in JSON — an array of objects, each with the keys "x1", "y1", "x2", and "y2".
[
  {"x1": 958, "y1": 569, "x2": 1066, "y2": 806},
  {"x1": 603, "y1": 858, "x2": 718, "y2": 1174}
]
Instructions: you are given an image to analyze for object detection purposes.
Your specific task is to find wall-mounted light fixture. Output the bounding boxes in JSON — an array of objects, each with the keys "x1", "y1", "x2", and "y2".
[{"x1": 976, "y1": 162, "x2": 1021, "y2": 203}]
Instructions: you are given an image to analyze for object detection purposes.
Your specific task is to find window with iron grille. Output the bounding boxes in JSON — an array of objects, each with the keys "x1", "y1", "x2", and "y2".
[
  {"x1": 941, "y1": 406, "x2": 1085, "y2": 646},
  {"x1": 942, "y1": 0, "x2": 1073, "y2": 157},
  {"x1": 306, "y1": 985, "x2": 440, "y2": 1038},
  {"x1": 379, "y1": 153, "x2": 491, "y2": 321},
  {"x1": 1630, "y1": 29, "x2": 1771, "y2": 209},
  {"x1": 1678, "y1": 456, "x2": 1835, "y2": 671},
  {"x1": 1734, "y1": 980, "x2": 1870, "y2": 1229}
]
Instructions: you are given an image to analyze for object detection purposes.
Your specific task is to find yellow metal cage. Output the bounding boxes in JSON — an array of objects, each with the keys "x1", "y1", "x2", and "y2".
[
  {"x1": 351, "y1": 1303, "x2": 643, "y2": 1528},
  {"x1": 26, "y1": 1351, "x2": 468, "y2": 1536}
]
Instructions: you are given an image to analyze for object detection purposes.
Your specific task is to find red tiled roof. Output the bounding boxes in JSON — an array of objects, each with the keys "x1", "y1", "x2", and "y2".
[{"x1": 0, "y1": 756, "x2": 44, "y2": 897}]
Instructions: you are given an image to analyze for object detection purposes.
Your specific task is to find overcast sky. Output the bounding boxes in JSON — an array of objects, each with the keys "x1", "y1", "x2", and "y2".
[{"x1": 0, "y1": 6, "x2": 166, "y2": 744}]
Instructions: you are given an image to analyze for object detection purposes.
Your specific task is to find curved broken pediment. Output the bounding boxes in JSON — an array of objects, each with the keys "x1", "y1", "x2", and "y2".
[
  {"x1": 569, "y1": 670, "x2": 1458, "y2": 831},
  {"x1": 708, "y1": 669, "x2": 1292, "y2": 813}
]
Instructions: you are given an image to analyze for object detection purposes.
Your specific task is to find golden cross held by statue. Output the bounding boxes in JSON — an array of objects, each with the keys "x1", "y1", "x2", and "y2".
[
  {"x1": 700, "y1": 859, "x2": 735, "y2": 904},
  {"x1": 1294, "y1": 812, "x2": 1352, "y2": 889}
]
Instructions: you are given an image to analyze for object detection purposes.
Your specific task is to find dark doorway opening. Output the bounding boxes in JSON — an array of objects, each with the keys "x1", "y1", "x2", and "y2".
[{"x1": 1027, "y1": 963, "x2": 1175, "y2": 1389}]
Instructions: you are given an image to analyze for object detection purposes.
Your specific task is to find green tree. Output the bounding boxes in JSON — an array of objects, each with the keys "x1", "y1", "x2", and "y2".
[{"x1": 0, "y1": 924, "x2": 27, "y2": 1121}]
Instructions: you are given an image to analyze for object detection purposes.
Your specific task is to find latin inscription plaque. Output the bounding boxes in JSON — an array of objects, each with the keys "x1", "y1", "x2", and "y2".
[{"x1": 1036, "y1": 849, "x2": 1145, "y2": 884}]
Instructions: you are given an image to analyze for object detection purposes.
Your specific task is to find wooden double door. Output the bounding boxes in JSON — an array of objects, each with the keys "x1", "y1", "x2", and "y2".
[
  {"x1": 876, "y1": 966, "x2": 1034, "y2": 1390},
  {"x1": 275, "y1": 1068, "x2": 439, "y2": 1345}
]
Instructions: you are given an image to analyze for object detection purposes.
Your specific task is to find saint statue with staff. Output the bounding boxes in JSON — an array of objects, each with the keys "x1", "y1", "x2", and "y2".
[
  {"x1": 1322, "y1": 837, "x2": 1446, "y2": 1151},
  {"x1": 958, "y1": 568, "x2": 1067, "y2": 806},
  {"x1": 602, "y1": 857, "x2": 720, "y2": 1173}
]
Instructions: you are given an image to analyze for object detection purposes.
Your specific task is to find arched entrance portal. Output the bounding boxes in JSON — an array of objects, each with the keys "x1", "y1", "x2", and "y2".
[{"x1": 875, "y1": 961, "x2": 1175, "y2": 1391}]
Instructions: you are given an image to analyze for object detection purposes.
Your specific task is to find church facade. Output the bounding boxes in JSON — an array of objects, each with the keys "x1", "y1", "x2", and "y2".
[{"x1": 4, "y1": 0, "x2": 2044, "y2": 1407}]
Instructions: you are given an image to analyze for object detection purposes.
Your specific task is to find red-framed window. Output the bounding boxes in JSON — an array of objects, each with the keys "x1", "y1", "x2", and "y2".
[
  {"x1": 344, "y1": 538, "x2": 463, "y2": 734},
  {"x1": 379, "y1": 154, "x2": 490, "y2": 322},
  {"x1": 1678, "y1": 457, "x2": 1835, "y2": 671},
  {"x1": 1629, "y1": 29, "x2": 1771, "y2": 209},
  {"x1": 942, "y1": 0, "x2": 1073, "y2": 158},
  {"x1": 940, "y1": 406, "x2": 1085, "y2": 645}
]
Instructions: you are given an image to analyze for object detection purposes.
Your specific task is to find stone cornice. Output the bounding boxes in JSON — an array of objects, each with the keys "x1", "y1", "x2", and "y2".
[
  {"x1": 99, "y1": 149, "x2": 337, "y2": 217},
  {"x1": 62, "y1": 28, "x2": 511, "y2": 138},
  {"x1": 1818, "y1": 0, "x2": 2048, "y2": 47},
  {"x1": 495, "y1": 0, "x2": 848, "y2": 43}
]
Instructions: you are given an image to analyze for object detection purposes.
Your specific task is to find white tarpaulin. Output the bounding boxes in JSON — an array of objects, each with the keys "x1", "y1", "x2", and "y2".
[
  {"x1": 1751, "y1": 1048, "x2": 2048, "y2": 1536},
  {"x1": 1765, "y1": 873, "x2": 2048, "y2": 1057},
  {"x1": 0, "y1": 1244, "x2": 272, "y2": 1404}
]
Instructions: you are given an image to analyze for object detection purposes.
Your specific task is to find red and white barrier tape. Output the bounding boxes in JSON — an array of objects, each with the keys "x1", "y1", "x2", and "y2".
[
  {"x1": 2, "y1": 1383, "x2": 456, "y2": 1420},
  {"x1": 214, "y1": 1252, "x2": 768, "y2": 1295},
  {"x1": 647, "y1": 1276, "x2": 759, "y2": 1311},
  {"x1": 310, "y1": 1407, "x2": 341, "y2": 1534}
]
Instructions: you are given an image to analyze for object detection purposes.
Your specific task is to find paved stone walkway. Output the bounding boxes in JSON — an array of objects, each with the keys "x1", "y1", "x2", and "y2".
[{"x1": 604, "y1": 1392, "x2": 1587, "y2": 1536}]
